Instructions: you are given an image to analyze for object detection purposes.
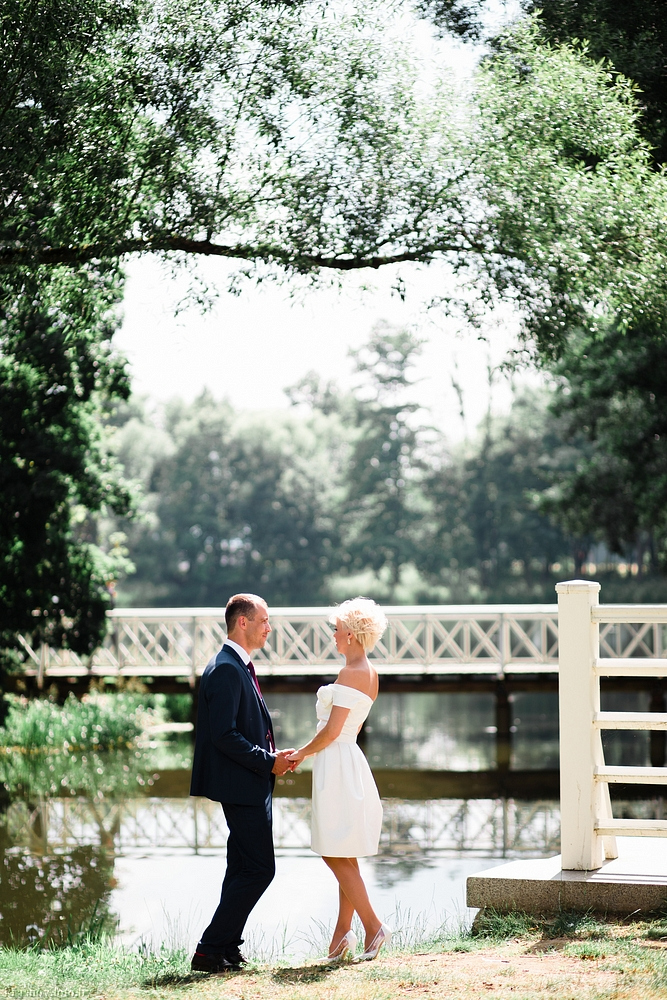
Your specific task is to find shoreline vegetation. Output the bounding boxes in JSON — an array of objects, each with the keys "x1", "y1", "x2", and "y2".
[
  {"x1": 0, "y1": 693, "x2": 192, "y2": 803},
  {"x1": 1, "y1": 911, "x2": 667, "y2": 999},
  {"x1": 0, "y1": 692, "x2": 192, "y2": 747}
]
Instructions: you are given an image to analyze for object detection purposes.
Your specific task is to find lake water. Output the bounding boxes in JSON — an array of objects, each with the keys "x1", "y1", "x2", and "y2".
[{"x1": 1, "y1": 691, "x2": 663, "y2": 957}]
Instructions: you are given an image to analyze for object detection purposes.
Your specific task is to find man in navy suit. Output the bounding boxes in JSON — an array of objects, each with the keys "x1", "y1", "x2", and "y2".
[{"x1": 190, "y1": 593, "x2": 294, "y2": 973}]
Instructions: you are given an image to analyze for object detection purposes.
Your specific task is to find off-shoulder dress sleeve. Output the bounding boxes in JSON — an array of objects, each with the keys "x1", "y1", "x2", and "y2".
[{"x1": 332, "y1": 684, "x2": 366, "y2": 709}]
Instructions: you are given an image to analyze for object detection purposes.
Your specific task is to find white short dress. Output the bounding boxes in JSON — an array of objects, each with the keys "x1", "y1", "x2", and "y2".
[{"x1": 310, "y1": 683, "x2": 383, "y2": 858}]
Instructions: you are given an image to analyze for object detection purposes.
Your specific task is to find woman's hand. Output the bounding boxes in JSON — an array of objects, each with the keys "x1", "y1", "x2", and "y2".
[
  {"x1": 285, "y1": 748, "x2": 306, "y2": 767},
  {"x1": 285, "y1": 707, "x2": 351, "y2": 765}
]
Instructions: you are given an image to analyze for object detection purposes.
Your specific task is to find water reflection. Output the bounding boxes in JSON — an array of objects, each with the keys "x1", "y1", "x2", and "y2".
[
  {"x1": 266, "y1": 693, "x2": 499, "y2": 771},
  {"x1": 267, "y1": 691, "x2": 660, "y2": 772},
  {"x1": 510, "y1": 693, "x2": 559, "y2": 770},
  {"x1": 0, "y1": 688, "x2": 664, "y2": 948},
  {"x1": 0, "y1": 745, "x2": 161, "y2": 945},
  {"x1": 0, "y1": 833, "x2": 116, "y2": 945},
  {"x1": 601, "y1": 691, "x2": 653, "y2": 766},
  {"x1": 2, "y1": 793, "x2": 561, "y2": 859}
]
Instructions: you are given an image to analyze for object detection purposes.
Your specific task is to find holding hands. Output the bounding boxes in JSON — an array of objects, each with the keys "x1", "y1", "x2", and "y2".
[
  {"x1": 285, "y1": 748, "x2": 306, "y2": 768},
  {"x1": 271, "y1": 749, "x2": 298, "y2": 775}
]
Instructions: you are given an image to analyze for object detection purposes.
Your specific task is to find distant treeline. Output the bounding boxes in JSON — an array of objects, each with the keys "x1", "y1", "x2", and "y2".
[{"x1": 102, "y1": 325, "x2": 667, "y2": 608}]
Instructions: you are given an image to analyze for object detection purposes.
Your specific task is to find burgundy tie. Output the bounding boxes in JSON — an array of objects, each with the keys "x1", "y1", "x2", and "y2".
[
  {"x1": 247, "y1": 659, "x2": 263, "y2": 698},
  {"x1": 247, "y1": 659, "x2": 275, "y2": 752}
]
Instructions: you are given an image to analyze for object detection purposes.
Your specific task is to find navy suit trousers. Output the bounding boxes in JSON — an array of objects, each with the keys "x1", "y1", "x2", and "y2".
[{"x1": 198, "y1": 791, "x2": 275, "y2": 956}]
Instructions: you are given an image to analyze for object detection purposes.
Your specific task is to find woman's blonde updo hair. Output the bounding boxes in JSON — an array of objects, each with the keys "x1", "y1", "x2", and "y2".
[{"x1": 329, "y1": 597, "x2": 388, "y2": 652}]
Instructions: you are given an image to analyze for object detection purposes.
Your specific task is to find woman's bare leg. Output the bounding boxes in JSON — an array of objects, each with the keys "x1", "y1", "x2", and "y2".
[
  {"x1": 323, "y1": 856, "x2": 381, "y2": 950},
  {"x1": 328, "y1": 884, "x2": 355, "y2": 954}
]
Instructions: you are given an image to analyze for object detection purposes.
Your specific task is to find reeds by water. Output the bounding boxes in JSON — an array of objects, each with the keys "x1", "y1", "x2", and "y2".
[{"x1": 0, "y1": 693, "x2": 143, "y2": 754}]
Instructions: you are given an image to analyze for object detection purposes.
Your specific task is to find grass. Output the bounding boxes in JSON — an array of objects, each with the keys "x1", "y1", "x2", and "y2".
[
  {"x1": 0, "y1": 693, "x2": 143, "y2": 753},
  {"x1": 2, "y1": 912, "x2": 667, "y2": 999},
  {"x1": 0, "y1": 693, "x2": 193, "y2": 798},
  {"x1": 0, "y1": 691, "x2": 193, "y2": 755}
]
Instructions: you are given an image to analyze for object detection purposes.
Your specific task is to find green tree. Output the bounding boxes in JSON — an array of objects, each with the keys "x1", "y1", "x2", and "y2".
[
  {"x1": 286, "y1": 323, "x2": 431, "y2": 597},
  {"x1": 5, "y1": 1, "x2": 667, "y2": 643},
  {"x1": 116, "y1": 394, "x2": 344, "y2": 606},
  {"x1": 535, "y1": 324, "x2": 667, "y2": 571},
  {"x1": 4, "y1": 0, "x2": 664, "y2": 342},
  {"x1": 414, "y1": 4, "x2": 667, "y2": 573},
  {"x1": 533, "y1": 2, "x2": 667, "y2": 163},
  {"x1": 342, "y1": 323, "x2": 430, "y2": 589},
  {"x1": 473, "y1": 17, "x2": 667, "y2": 361},
  {"x1": 1, "y1": 0, "x2": 471, "y2": 275},
  {"x1": 420, "y1": 0, "x2": 667, "y2": 164},
  {"x1": 421, "y1": 391, "x2": 575, "y2": 601},
  {"x1": 0, "y1": 266, "x2": 133, "y2": 660}
]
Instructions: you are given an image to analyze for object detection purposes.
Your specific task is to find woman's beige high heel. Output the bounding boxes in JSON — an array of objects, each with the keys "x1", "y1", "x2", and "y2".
[
  {"x1": 322, "y1": 930, "x2": 357, "y2": 964},
  {"x1": 357, "y1": 924, "x2": 392, "y2": 961}
]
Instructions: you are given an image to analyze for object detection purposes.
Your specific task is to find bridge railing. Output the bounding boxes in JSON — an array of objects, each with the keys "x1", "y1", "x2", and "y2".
[
  {"x1": 18, "y1": 601, "x2": 667, "y2": 687},
  {"x1": 557, "y1": 581, "x2": 667, "y2": 870},
  {"x1": 19, "y1": 604, "x2": 563, "y2": 687}
]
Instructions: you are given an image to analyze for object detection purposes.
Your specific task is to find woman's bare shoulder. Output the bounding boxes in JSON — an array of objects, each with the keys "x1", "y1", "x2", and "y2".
[{"x1": 337, "y1": 663, "x2": 379, "y2": 699}]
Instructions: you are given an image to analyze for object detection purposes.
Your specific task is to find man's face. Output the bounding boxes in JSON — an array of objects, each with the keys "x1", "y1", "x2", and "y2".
[{"x1": 244, "y1": 604, "x2": 272, "y2": 651}]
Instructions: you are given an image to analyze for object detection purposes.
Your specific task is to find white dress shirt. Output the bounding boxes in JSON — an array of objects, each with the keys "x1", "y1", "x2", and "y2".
[{"x1": 223, "y1": 638, "x2": 251, "y2": 665}]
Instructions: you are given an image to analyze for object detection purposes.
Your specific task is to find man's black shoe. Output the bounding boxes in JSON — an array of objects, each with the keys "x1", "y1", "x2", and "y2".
[
  {"x1": 190, "y1": 951, "x2": 238, "y2": 973},
  {"x1": 225, "y1": 947, "x2": 247, "y2": 967}
]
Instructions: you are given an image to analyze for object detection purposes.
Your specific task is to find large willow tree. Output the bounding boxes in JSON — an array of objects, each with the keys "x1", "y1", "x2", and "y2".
[
  {"x1": 2, "y1": 0, "x2": 667, "y2": 655},
  {"x1": 2, "y1": 0, "x2": 472, "y2": 273}
]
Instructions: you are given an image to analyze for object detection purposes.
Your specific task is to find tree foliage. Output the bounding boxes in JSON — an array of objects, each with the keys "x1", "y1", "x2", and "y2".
[
  {"x1": 532, "y1": 0, "x2": 667, "y2": 166},
  {"x1": 337, "y1": 324, "x2": 430, "y2": 585},
  {"x1": 1, "y1": 0, "x2": 474, "y2": 275},
  {"x1": 473, "y1": 18, "x2": 667, "y2": 359},
  {"x1": 0, "y1": 267, "x2": 133, "y2": 657},
  {"x1": 3, "y1": 0, "x2": 664, "y2": 356},
  {"x1": 421, "y1": 392, "x2": 575, "y2": 598},
  {"x1": 535, "y1": 324, "x2": 667, "y2": 566},
  {"x1": 419, "y1": 0, "x2": 667, "y2": 164},
  {"x1": 4, "y1": 0, "x2": 667, "y2": 651},
  {"x1": 114, "y1": 394, "x2": 345, "y2": 606},
  {"x1": 109, "y1": 343, "x2": 592, "y2": 608}
]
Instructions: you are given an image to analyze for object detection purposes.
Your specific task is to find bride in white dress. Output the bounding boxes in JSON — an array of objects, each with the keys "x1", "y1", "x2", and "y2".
[{"x1": 286, "y1": 598, "x2": 391, "y2": 963}]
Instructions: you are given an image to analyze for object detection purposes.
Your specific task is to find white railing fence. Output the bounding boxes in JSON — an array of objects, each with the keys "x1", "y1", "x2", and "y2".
[
  {"x1": 18, "y1": 601, "x2": 667, "y2": 688},
  {"x1": 558, "y1": 581, "x2": 667, "y2": 870},
  {"x1": 20, "y1": 605, "x2": 562, "y2": 686}
]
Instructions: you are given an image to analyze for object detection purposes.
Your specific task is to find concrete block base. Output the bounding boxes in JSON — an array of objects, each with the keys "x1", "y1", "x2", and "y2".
[{"x1": 467, "y1": 838, "x2": 667, "y2": 916}]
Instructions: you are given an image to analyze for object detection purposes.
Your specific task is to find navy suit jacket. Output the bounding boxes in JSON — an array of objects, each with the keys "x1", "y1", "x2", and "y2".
[{"x1": 190, "y1": 644, "x2": 276, "y2": 805}]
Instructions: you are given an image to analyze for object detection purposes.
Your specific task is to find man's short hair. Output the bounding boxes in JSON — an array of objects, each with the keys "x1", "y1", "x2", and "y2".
[{"x1": 225, "y1": 593, "x2": 266, "y2": 632}]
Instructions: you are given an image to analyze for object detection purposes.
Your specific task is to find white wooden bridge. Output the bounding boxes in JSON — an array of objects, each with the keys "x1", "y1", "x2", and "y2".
[{"x1": 17, "y1": 602, "x2": 667, "y2": 688}]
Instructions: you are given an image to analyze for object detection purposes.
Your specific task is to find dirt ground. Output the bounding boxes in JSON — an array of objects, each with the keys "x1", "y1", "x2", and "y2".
[{"x1": 145, "y1": 935, "x2": 667, "y2": 1000}]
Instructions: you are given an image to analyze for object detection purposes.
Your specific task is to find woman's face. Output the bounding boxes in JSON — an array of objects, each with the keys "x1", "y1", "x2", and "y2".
[{"x1": 332, "y1": 618, "x2": 350, "y2": 654}]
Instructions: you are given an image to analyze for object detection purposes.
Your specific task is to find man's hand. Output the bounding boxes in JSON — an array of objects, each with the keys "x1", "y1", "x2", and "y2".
[{"x1": 271, "y1": 749, "x2": 296, "y2": 776}]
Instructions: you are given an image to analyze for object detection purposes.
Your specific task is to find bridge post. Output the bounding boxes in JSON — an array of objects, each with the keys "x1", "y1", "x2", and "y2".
[
  {"x1": 557, "y1": 580, "x2": 613, "y2": 870},
  {"x1": 190, "y1": 615, "x2": 199, "y2": 689},
  {"x1": 495, "y1": 682, "x2": 511, "y2": 771},
  {"x1": 496, "y1": 613, "x2": 512, "y2": 770},
  {"x1": 37, "y1": 643, "x2": 48, "y2": 690}
]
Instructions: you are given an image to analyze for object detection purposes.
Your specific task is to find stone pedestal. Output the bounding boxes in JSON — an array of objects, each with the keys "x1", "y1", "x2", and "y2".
[{"x1": 467, "y1": 838, "x2": 667, "y2": 915}]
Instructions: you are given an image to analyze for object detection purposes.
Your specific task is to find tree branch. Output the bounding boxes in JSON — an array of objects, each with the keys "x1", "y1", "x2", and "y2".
[{"x1": 0, "y1": 236, "x2": 464, "y2": 271}]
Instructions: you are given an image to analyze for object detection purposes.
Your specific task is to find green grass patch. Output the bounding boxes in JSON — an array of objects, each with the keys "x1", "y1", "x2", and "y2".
[
  {"x1": 471, "y1": 908, "x2": 540, "y2": 940},
  {"x1": 0, "y1": 917, "x2": 665, "y2": 1000},
  {"x1": 472, "y1": 907, "x2": 617, "y2": 942},
  {"x1": 0, "y1": 693, "x2": 192, "y2": 799},
  {"x1": 0, "y1": 940, "x2": 192, "y2": 998}
]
